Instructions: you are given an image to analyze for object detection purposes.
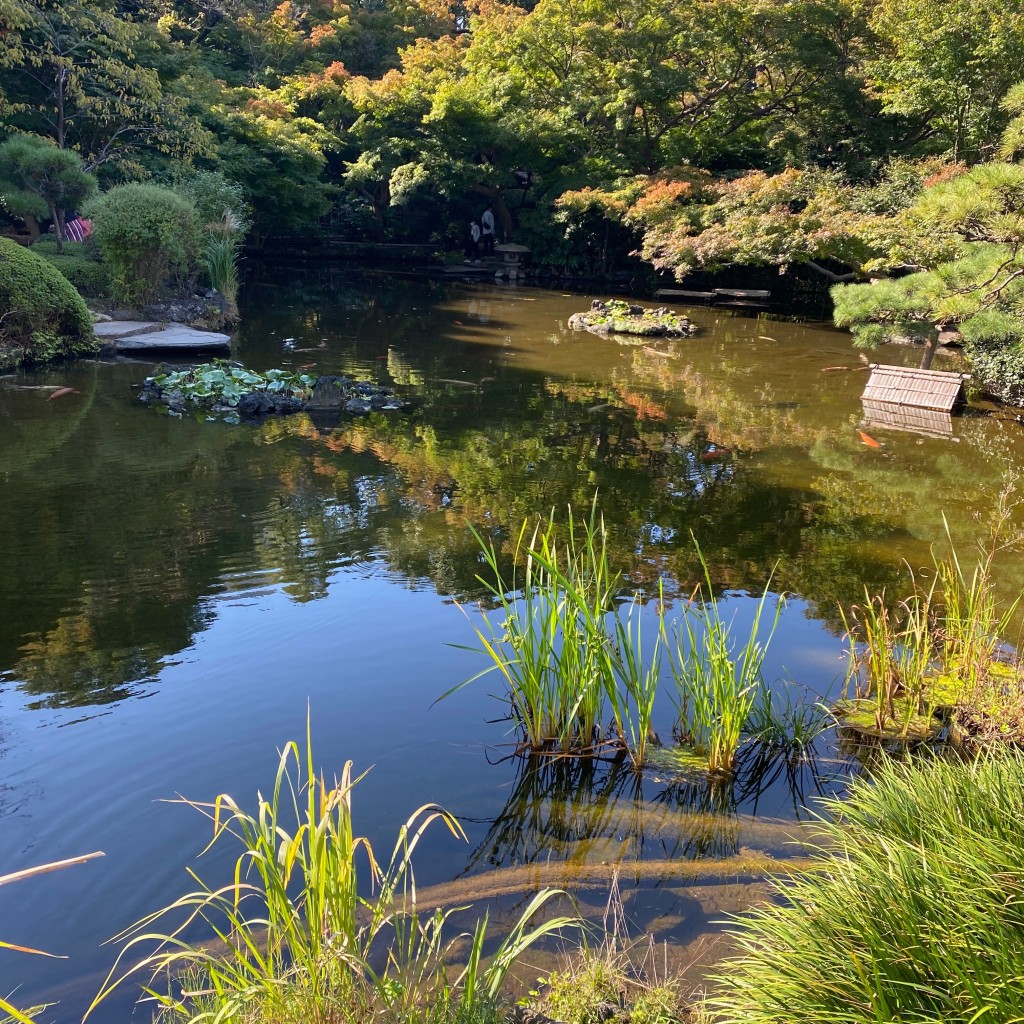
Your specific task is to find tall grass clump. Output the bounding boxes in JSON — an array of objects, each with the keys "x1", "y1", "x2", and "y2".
[
  {"x1": 665, "y1": 548, "x2": 782, "y2": 774},
  {"x1": 935, "y1": 500, "x2": 1021, "y2": 695},
  {"x1": 203, "y1": 211, "x2": 245, "y2": 315},
  {"x1": 838, "y1": 580, "x2": 936, "y2": 738},
  {"x1": 87, "y1": 728, "x2": 576, "y2": 1024},
  {"x1": 836, "y1": 482, "x2": 1024, "y2": 747},
  {"x1": 453, "y1": 504, "x2": 616, "y2": 755},
  {"x1": 709, "y1": 751, "x2": 1024, "y2": 1024},
  {"x1": 454, "y1": 506, "x2": 787, "y2": 773}
]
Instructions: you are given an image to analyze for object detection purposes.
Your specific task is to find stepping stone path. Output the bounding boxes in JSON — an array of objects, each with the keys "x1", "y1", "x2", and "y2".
[{"x1": 94, "y1": 320, "x2": 231, "y2": 351}]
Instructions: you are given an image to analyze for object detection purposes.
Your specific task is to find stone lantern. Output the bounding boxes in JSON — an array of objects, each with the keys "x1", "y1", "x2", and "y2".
[{"x1": 493, "y1": 243, "x2": 530, "y2": 280}]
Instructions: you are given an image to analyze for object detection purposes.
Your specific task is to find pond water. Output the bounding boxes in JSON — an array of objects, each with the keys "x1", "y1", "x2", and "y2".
[{"x1": 2, "y1": 267, "x2": 1024, "y2": 1022}]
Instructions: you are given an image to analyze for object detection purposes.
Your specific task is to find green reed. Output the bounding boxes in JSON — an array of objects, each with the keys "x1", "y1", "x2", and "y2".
[
  {"x1": 665, "y1": 547, "x2": 781, "y2": 774},
  {"x1": 452, "y1": 504, "x2": 616, "y2": 753},
  {"x1": 603, "y1": 590, "x2": 664, "y2": 768},
  {"x1": 87, "y1": 725, "x2": 576, "y2": 1024},
  {"x1": 935, "y1": 511, "x2": 1021, "y2": 698},
  {"x1": 710, "y1": 751, "x2": 1024, "y2": 1024},
  {"x1": 455, "y1": 509, "x2": 793, "y2": 774},
  {"x1": 745, "y1": 685, "x2": 831, "y2": 756},
  {"x1": 840, "y1": 583, "x2": 937, "y2": 737},
  {"x1": 204, "y1": 235, "x2": 241, "y2": 311}
]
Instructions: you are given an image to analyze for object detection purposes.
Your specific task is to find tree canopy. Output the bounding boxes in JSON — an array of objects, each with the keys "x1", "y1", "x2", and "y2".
[{"x1": 3, "y1": 0, "x2": 1024, "y2": 396}]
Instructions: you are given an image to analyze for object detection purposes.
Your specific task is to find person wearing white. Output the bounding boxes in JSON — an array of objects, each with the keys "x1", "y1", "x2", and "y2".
[{"x1": 465, "y1": 220, "x2": 481, "y2": 262}]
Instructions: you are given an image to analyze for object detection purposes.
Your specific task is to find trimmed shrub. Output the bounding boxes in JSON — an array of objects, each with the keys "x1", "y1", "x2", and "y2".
[
  {"x1": 31, "y1": 240, "x2": 111, "y2": 300},
  {"x1": 85, "y1": 184, "x2": 202, "y2": 306},
  {"x1": 0, "y1": 237, "x2": 95, "y2": 368}
]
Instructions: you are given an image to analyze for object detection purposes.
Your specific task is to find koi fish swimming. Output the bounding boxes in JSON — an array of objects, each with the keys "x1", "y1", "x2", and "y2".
[
  {"x1": 47, "y1": 387, "x2": 79, "y2": 400},
  {"x1": 858, "y1": 430, "x2": 882, "y2": 448}
]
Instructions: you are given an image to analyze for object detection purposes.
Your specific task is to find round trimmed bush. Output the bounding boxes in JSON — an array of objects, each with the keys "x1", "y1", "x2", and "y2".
[
  {"x1": 85, "y1": 183, "x2": 202, "y2": 306},
  {"x1": 0, "y1": 237, "x2": 95, "y2": 369}
]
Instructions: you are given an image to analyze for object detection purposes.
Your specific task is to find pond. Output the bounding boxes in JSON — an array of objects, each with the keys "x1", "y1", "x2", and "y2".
[{"x1": 2, "y1": 266, "x2": 1024, "y2": 1022}]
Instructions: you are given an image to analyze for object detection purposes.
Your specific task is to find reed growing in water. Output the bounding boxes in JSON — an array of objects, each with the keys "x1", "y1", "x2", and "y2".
[
  {"x1": 709, "y1": 752, "x2": 1024, "y2": 1023},
  {"x1": 837, "y1": 482, "x2": 1024, "y2": 747},
  {"x1": 665, "y1": 549, "x2": 782, "y2": 774},
  {"x1": 454, "y1": 503, "x2": 782, "y2": 774},
  {"x1": 87, "y1": 728, "x2": 576, "y2": 1024}
]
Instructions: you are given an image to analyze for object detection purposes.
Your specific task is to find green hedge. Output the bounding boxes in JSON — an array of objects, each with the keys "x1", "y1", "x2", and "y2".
[
  {"x1": 0, "y1": 237, "x2": 96, "y2": 369},
  {"x1": 31, "y1": 240, "x2": 111, "y2": 300}
]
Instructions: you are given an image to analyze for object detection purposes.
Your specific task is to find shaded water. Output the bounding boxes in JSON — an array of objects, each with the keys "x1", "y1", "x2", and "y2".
[{"x1": 2, "y1": 267, "x2": 1024, "y2": 1020}]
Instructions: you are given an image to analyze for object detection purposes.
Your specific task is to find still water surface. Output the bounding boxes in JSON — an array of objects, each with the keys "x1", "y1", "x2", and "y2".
[{"x1": 2, "y1": 267, "x2": 1024, "y2": 1021}]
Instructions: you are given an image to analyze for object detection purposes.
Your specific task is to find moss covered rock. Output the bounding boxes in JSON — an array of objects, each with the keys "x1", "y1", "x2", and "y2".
[
  {"x1": 568, "y1": 299, "x2": 698, "y2": 338},
  {"x1": 0, "y1": 237, "x2": 96, "y2": 369}
]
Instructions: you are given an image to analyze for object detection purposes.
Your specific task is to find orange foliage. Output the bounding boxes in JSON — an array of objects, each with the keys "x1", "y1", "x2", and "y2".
[{"x1": 245, "y1": 97, "x2": 291, "y2": 117}]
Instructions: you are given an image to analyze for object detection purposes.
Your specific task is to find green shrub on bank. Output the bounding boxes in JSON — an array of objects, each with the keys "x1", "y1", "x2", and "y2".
[
  {"x1": 85, "y1": 183, "x2": 201, "y2": 306},
  {"x1": 0, "y1": 237, "x2": 95, "y2": 369},
  {"x1": 31, "y1": 240, "x2": 110, "y2": 300},
  {"x1": 964, "y1": 341, "x2": 1024, "y2": 405},
  {"x1": 710, "y1": 752, "x2": 1024, "y2": 1023}
]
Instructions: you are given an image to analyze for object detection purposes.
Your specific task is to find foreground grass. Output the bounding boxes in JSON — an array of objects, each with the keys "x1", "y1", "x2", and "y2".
[
  {"x1": 87, "y1": 728, "x2": 577, "y2": 1024},
  {"x1": 709, "y1": 751, "x2": 1024, "y2": 1023}
]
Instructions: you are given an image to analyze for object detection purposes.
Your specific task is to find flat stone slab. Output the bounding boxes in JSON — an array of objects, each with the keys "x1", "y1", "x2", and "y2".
[
  {"x1": 93, "y1": 320, "x2": 163, "y2": 340},
  {"x1": 104, "y1": 322, "x2": 231, "y2": 351}
]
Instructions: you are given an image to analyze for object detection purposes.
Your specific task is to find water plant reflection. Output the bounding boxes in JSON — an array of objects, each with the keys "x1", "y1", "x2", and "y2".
[{"x1": 459, "y1": 746, "x2": 839, "y2": 878}]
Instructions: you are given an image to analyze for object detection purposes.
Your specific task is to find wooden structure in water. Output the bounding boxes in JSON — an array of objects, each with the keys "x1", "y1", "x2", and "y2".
[
  {"x1": 861, "y1": 364, "x2": 970, "y2": 411},
  {"x1": 860, "y1": 364, "x2": 970, "y2": 439}
]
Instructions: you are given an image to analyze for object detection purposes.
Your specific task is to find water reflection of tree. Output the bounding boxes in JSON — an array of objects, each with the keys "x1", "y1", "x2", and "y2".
[{"x1": 8, "y1": 270, "x2": 1024, "y2": 712}]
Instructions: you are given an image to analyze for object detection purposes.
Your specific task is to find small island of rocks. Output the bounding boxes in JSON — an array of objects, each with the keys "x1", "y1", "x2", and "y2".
[
  {"x1": 137, "y1": 361, "x2": 407, "y2": 422},
  {"x1": 568, "y1": 299, "x2": 699, "y2": 337}
]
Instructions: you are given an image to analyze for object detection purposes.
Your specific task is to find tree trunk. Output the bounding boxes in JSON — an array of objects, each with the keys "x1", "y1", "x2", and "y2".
[
  {"x1": 919, "y1": 335, "x2": 937, "y2": 370},
  {"x1": 49, "y1": 202, "x2": 65, "y2": 253}
]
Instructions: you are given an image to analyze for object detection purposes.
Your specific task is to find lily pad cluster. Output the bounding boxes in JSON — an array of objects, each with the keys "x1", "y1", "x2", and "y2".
[
  {"x1": 138, "y1": 361, "x2": 315, "y2": 421},
  {"x1": 137, "y1": 360, "x2": 408, "y2": 423},
  {"x1": 568, "y1": 299, "x2": 698, "y2": 337}
]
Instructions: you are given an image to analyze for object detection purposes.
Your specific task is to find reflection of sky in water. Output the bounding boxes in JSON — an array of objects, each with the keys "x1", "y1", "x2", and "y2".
[{"x1": 1, "y1": 268, "x2": 1023, "y2": 1021}]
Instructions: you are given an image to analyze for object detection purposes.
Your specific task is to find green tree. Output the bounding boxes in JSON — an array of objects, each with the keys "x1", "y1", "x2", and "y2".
[
  {"x1": 832, "y1": 161, "x2": 1024, "y2": 387},
  {"x1": 866, "y1": 0, "x2": 1024, "y2": 161},
  {"x1": 0, "y1": 134, "x2": 96, "y2": 251},
  {"x1": 4, "y1": 0, "x2": 202, "y2": 173}
]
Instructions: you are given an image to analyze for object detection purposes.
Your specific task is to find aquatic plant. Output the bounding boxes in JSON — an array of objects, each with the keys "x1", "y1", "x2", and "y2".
[
  {"x1": 148, "y1": 362, "x2": 317, "y2": 408},
  {"x1": 710, "y1": 751, "x2": 1024, "y2": 1024},
  {"x1": 204, "y1": 234, "x2": 241, "y2": 312},
  {"x1": 452, "y1": 504, "x2": 618, "y2": 755},
  {"x1": 87, "y1": 728, "x2": 576, "y2": 1024},
  {"x1": 744, "y1": 685, "x2": 831, "y2": 756},
  {"x1": 935, "y1": 508, "x2": 1021, "y2": 696},
  {"x1": 665, "y1": 550, "x2": 782, "y2": 774},
  {"x1": 455, "y1": 508, "x2": 788, "y2": 774},
  {"x1": 835, "y1": 484, "x2": 1024, "y2": 747},
  {"x1": 604, "y1": 590, "x2": 664, "y2": 767},
  {"x1": 838, "y1": 582, "x2": 936, "y2": 738},
  {"x1": 568, "y1": 300, "x2": 696, "y2": 338}
]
